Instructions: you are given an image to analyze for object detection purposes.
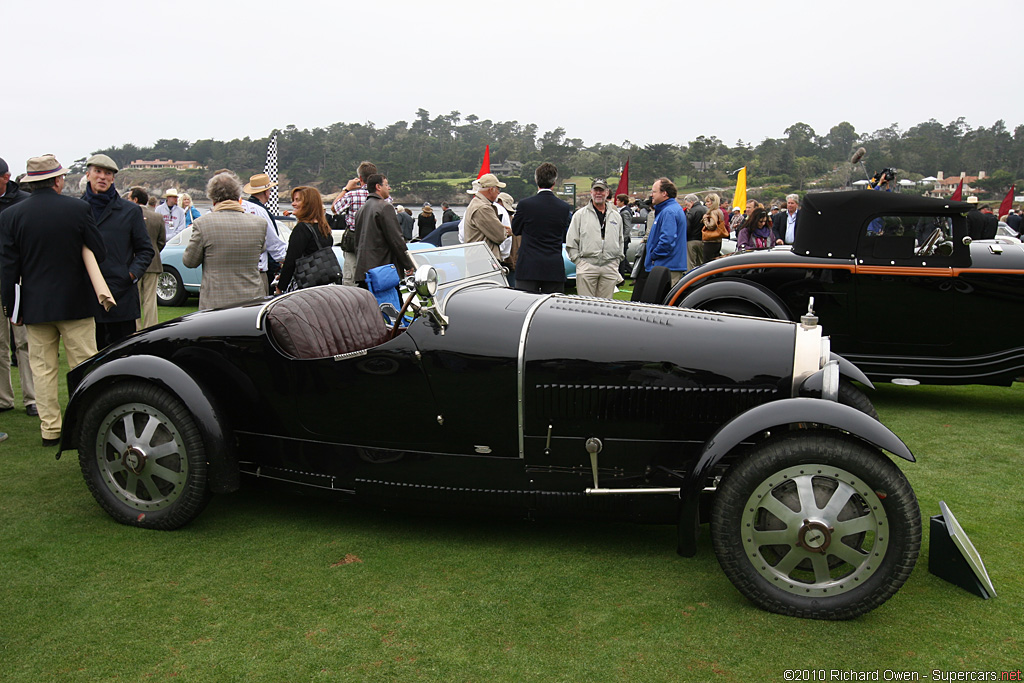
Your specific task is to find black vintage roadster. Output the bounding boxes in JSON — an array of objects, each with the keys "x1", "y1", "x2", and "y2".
[
  {"x1": 62, "y1": 242, "x2": 921, "y2": 619},
  {"x1": 667, "y1": 191, "x2": 1024, "y2": 386}
]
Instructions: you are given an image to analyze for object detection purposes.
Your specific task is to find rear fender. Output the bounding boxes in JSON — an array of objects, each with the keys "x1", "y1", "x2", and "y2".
[
  {"x1": 675, "y1": 398, "x2": 912, "y2": 557},
  {"x1": 63, "y1": 355, "x2": 238, "y2": 493}
]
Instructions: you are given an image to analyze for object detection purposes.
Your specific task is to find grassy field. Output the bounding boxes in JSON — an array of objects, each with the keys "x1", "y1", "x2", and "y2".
[{"x1": 1, "y1": 301, "x2": 1021, "y2": 681}]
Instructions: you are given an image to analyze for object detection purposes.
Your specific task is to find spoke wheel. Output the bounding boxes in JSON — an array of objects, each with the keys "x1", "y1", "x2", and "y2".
[
  {"x1": 711, "y1": 431, "x2": 919, "y2": 619},
  {"x1": 157, "y1": 266, "x2": 187, "y2": 306},
  {"x1": 79, "y1": 382, "x2": 210, "y2": 529}
]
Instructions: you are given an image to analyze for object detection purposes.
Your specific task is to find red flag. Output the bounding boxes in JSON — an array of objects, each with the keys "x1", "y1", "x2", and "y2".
[
  {"x1": 950, "y1": 177, "x2": 964, "y2": 201},
  {"x1": 476, "y1": 145, "x2": 490, "y2": 178},
  {"x1": 998, "y1": 184, "x2": 1016, "y2": 219},
  {"x1": 614, "y1": 157, "x2": 629, "y2": 197}
]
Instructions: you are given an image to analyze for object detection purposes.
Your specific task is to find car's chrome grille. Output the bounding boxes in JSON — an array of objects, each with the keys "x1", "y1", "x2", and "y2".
[{"x1": 533, "y1": 383, "x2": 777, "y2": 422}]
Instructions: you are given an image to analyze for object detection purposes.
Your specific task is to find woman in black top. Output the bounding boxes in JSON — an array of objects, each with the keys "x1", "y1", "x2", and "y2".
[
  {"x1": 416, "y1": 203, "x2": 435, "y2": 239},
  {"x1": 275, "y1": 186, "x2": 332, "y2": 293}
]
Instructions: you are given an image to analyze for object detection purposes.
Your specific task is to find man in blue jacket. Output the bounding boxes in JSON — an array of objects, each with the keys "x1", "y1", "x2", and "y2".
[{"x1": 645, "y1": 177, "x2": 687, "y2": 285}]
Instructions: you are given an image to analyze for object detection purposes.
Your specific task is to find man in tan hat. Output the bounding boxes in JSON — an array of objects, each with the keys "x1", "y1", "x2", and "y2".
[
  {"x1": 156, "y1": 188, "x2": 185, "y2": 240},
  {"x1": 0, "y1": 154, "x2": 108, "y2": 446},
  {"x1": 463, "y1": 173, "x2": 511, "y2": 260},
  {"x1": 241, "y1": 173, "x2": 287, "y2": 293}
]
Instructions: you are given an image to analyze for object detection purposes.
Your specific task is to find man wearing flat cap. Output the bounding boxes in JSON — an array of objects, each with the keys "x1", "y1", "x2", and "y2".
[
  {"x1": 83, "y1": 154, "x2": 154, "y2": 349},
  {"x1": 242, "y1": 173, "x2": 287, "y2": 294},
  {"x1": 464, "y1": 173, "x2": 512, "y2": 261},
  {"x1": 0, "y1": 154, "x2": 108, "y2": 446}
]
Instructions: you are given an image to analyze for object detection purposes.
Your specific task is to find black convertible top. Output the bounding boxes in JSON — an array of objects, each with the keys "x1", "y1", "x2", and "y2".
[{"x1": 794, "y1": 191, "x2": 972, "y2": 258}]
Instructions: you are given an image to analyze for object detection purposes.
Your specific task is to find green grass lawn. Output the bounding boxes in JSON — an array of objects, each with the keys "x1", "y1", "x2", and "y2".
[{"x1": 1, "y1": 301, "x2": 1021, "y2": 681}]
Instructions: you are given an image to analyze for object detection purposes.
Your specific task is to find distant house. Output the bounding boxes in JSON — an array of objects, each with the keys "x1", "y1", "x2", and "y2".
[
  {"x1": 128, "y1": 159, "x2": 202, "y2": 170},
  {"x1": 929, "y1": 170, "x2": 984, "y2": 198},
  {"x1": 489, "y1": 160, "x2": 523, "y2": 175}
]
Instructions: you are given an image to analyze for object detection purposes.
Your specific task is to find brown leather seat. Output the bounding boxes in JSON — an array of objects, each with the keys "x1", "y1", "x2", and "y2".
[{"x1": 267, "y1": 286, "x2": 389, "y2": 359}]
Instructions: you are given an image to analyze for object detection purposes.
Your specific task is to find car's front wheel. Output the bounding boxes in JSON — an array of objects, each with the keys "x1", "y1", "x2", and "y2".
[
  {"x1": 78, "y1": 381, "x2": 211, "y2": 529},
  {"x1": 157, "y1": 266, "x2": 187, "y2": 307},
  {"x1": 711, "y1": 431, "x2": 920, "y2": 619}
]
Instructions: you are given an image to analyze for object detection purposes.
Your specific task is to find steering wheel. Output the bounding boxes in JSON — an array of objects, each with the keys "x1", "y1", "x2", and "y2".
[{"x1": 390, "y1": 290, "x2": 418, "y2": 339}]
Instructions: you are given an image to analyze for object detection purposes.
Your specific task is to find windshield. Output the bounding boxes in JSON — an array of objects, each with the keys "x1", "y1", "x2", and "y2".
[{"x1": 410, "y1": 242, "x2": 505, "y2": 286}]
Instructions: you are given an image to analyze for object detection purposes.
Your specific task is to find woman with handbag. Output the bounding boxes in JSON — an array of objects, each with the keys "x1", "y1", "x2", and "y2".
[
  {"x1": 275, "y1": 186, "x2": 336, "y2": 294},
  {"x1": 701, "y1": 193, "x2": 728, "y2": 262}
]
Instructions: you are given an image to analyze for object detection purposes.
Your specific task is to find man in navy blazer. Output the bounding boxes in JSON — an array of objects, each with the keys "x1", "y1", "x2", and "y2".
[
  {"x1": 511, "y1": 162, "x2": 571, "y2": 293},
  {"x1": 0, "y1": 154, "x2": 107, "y2": 446},
  {"x1": 772, "y1": 194, "x2": 800, "y2": 244}
]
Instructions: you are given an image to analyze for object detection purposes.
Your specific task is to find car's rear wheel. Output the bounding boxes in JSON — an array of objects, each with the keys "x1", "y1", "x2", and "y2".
[
  {"x1": 693, "y1": 297, "x2": 772, "y2": 318},
  {"x1": 78, "y1": 381, "x2": 210, "y2": 529},
  {"x1": 711, "y1": 431, "x2": 919, "y2": 619},
  {"x1": 157, "y1": 266, "x2": 187, "y2": 306}
]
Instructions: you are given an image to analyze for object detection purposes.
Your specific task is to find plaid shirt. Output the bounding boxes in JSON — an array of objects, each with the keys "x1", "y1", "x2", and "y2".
[{"x1": 332, "y1": 186, "x2": 369, "y2": 229}]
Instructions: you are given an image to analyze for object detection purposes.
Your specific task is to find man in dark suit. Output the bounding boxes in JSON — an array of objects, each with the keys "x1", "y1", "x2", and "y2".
[
  {"x1": 0, "y1": 154, "x2": 107, "y2": 446},
  {"x1": 511, "y1": 163, "x2": 571, "y2": 293},
  {"x1": 772, "y1": 194, "x2": 800, "y2": 245},
  {"x1": 82, "y1": 154, "x2": 154, "y2": 349}
]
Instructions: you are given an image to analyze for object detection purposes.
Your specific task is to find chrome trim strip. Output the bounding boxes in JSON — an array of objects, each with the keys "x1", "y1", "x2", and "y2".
[
  {"x1": 517, "y1": 294, "x2": 556, "y2": 459},
  {"x1": 585, "y1": 487, "x2": 681, "y2": 495},
  {"x1": 437, "y1": 274, "x2": 506, "y2": 315}
]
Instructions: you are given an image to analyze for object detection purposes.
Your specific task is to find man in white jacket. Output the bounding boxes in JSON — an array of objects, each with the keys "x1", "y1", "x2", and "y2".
[{"x1": 565, "y1": 178, "x2": 624, "y2": 298}]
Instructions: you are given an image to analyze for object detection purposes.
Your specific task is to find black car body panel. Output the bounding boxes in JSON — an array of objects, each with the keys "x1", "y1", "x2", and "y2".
[
  {"x1": 64, "y1": 242, "x2": 922, "y2": 619},
  {"x1": 668, "y1": 191, "x2": 1024, "y2": 386}
]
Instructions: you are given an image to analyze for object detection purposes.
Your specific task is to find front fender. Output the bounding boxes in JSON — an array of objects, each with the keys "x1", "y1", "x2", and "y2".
[
  {"x1": 63, "y1": 354, "x2": 238, "y2": 493},
  {"x1": 675, "y1": 398, "x2": 912, "y2": 557},
  {"x1": 832, "y1": 352, "x2": 874, "y2": 389},
  {"x1": 688, "y1": 398, "x2": 913, "y2": 497}
]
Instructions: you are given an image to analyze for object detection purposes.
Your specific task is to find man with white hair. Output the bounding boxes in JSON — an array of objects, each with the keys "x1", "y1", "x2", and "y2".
[{"x1": 772, "y1": 194, "x2": 800, "y2": 245}]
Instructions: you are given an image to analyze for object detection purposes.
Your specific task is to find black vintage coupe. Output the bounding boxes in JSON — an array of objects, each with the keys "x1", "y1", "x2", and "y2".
[
  {"x1": 666, "y1": 191, "x2": 1024, "y2": 386},
  {"x1": 62, "y1": 242, "x2": 921, "y2": 619}
]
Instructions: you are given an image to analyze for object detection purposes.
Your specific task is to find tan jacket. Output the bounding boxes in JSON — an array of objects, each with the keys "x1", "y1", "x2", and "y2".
[
  {"x1": 463, "y1": 193, "x2": 507, "y2": 259},
  {"x1": 183, "y1": 201, "x2": 266, "y2": 310},
  {"x1": 141, "y1": 206, "x2": 166, "y2": 273}
]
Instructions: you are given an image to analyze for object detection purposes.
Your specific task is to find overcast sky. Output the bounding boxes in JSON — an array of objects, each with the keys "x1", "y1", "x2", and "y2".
[{"x1": 4, "y1": 0, "x2": 1019, "y2": 176}]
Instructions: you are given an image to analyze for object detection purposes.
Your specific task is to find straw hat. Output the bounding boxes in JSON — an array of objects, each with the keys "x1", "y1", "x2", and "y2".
[{"x1": 243, "y1": 173, "x2": 278, "y2": 194}]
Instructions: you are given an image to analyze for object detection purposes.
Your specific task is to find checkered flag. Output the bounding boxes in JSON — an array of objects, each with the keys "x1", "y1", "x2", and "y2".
[{"x1": 264, "y1": 135, "x2": 279, "y2": 214}]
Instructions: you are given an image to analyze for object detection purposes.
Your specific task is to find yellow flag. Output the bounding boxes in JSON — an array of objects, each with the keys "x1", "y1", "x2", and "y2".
[{"x1": 733, "y1": 167, "x2": 747, "y2": 213}]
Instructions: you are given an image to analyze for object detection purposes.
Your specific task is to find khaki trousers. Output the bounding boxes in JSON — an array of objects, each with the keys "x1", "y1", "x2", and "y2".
[
  {"x1": 138, "y1": 272, "x2": 160, "y2": 330},
  {"x1": 26, "y1": 318, "x2": 97, "y2": 439},
  {"x1": 687, "y1": 240, "x2": 705, "y2": 270},
  {"x1": 575, "y1": 261, "x2": 620, "y2": 299},
  {"x1": 0, "y1": 321, "x2": 35, "y2": 408},
  {"x1": 342, "y1": 250, "x2": 357, "y2": 287}
]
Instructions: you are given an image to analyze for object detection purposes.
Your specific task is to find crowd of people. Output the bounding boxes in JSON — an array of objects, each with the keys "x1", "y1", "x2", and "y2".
[{"x1": 4, "y1": 149, "x2": 1019, "y2": 447}]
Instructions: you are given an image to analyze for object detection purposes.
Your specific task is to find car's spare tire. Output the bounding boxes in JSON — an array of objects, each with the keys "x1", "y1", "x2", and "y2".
[
  {"x1": 78, "y1": 381, "x2": 211, "y2": 529},
  {"x1": 711, "y1": 430, "x2": 920, "y2": 619}
]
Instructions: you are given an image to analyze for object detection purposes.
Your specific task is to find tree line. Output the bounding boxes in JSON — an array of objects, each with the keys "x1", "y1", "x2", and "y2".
[{"x1": 84, "y1": 110, "x2": 1024, "y2": 199}]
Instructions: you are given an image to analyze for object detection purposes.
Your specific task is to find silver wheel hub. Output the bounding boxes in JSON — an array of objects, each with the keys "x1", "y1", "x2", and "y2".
[
  {"x1": 95, "y1": 402, "x2": 188, "y2": 511},
  {"x1": 740, "y1": 464, "x2": 889, "y2": 597}
]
